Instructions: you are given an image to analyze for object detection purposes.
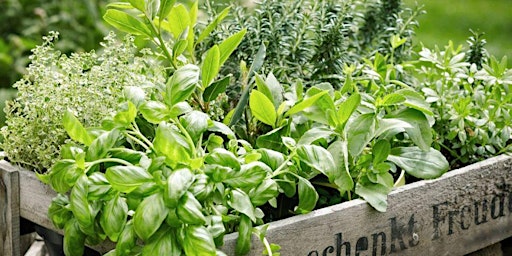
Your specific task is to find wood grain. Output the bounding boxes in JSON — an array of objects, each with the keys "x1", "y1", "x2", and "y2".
[{"x1": 0, "y1": 160, "x2": 21, "y2": 256}]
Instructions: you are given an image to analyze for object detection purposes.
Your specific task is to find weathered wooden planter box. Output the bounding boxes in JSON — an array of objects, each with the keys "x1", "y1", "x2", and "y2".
[{"x1": 2, "y1": 154, "x2": 512, "y2": 255}]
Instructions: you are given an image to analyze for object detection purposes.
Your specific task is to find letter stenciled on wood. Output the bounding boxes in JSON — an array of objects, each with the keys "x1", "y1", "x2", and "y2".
[
  {"x1": 474, "y1": 199, "x2": 489, "y2": 225},
  {"x1": 460, "y1": 205, "x2": 471, "y2": 230},
  {"x1": 432, "y1": 202, "x2": 449, "y2": 240},
  {"x1": 336, "y1": 233, "x2": 350, "y2": 256},
  {"x1": 355, "y1": 236, "x2": 368, "y2": 256},
  {"x1": 389, "y1": 217, "x2": 407, "y2": 253},
  {"x1": 408, "y1": 214, "x2": 419, "y2": 247},
  {"x1": 447, "y1": 210, "x2": 459, "y2": 235},
  {"x1": 491, "y1": 194, "x2": 505, "y2": 219},
  {"x1": 323, "y1": 246, "x2": 335, "y2": 256},
  {"x1": 371, "y1": 232, "x2": 386, "y2": 256}
]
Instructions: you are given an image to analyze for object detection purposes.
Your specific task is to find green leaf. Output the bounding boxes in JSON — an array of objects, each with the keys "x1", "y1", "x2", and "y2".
[
  {"x1": 116, "y1": 220, "x2": 137, "y2": 255},
  {"x1": 202, "y1": 45, "x2": 220, "y2": 88},
  {"x1": 203, "y1": 75, "x2": 230, "y2": 102},
  {"x1": 327, "y1": 141, "x2": 354, "y2": 194},
  {"x1": 249, "y1": 179, "x2": 279, "y2": 206},
  {"x1": 63, "y1": 110, "x2": 93, "y2": 146},
  {"x1": 133, "y1": 192, "x2": 169, "y2": 241},
  {"x1": 70, "y1": 175, "x2": 95, "y2": 235},
  {"x1": 177, "y1": 192, "x2": 206, "y2": 225},
  {"x1": 180, "y1": 110, "x2": 210, "y2": 143},
  {"x1": 88, "y1": 173, "x2": 111, "y2": 200},
  {"x1": 250, "y1": 90, "x2": 277, "y2": 126},
  {"x1": 166, "y1": 64, "x2": 200, "y2": 106},
  {"x1": 399, "y1": 89, "x2": 433, "y2": 116},
  {"x1": 224, "y1": 162, "x2": 270, "y2": 188},
  {"x1": 205, "y1": 148, "x2": 241, "y2": 170},
  {"x1": 298, "y1": 127, "x2": 335, "y2": 145},
  {"x1": 48, "y1": 194, "x2": 72, "y2": 229},
  {"x1": 164, "y1": 168, "x2": 194, "y2": 208},
  {"x1": 346, "y1": 113, "x2": 376, "y2": 157},
  {"x1": 103, "y1": 9, "x2": 152, "y2": 36},
  {"x1": 142, "y1": 225, "x2": 181, "y2": 256},
  {"x1": 114, "y1": 101, "x2": 137, "y2": 127},
  {"x1": 255, "y1": 74, "x2": 274, "y2": 105},
  {"x1": 166, "y1": 4, "x2": 190, "y2": 39},
  {"x1": 139, "y1": 101, "x2": 171, "y2": 124},
  {"x1": 392, "y1": 109, "x2": 433, "y2": 151},
  {"x1": 218, "y1": 29, "x2": 247, "y2": 67},
  {"x1": 109, "y1": 148, "x2": 144, "y2": 165},
  {"x1": 296, "y1": 176, "x2": 319, "y2": 214},
  {"x1": 100, "y1": 193, "x2": 128, "y2": 242},
  {"x1": 46, "y1": 159, "x2": 83, "y2": 194},
  {"x1": 123, "y1": 87, "x2": 146, "y2": 108},
  {"x1": 158, "y1": 0, "x2": 176, "y2": 20},
  {"x1": 264, "y1": 72, "x2": 284, "y2": 108},
  {"x1": 229, "y1": 43, "x2": 266, "y2": 126},
  {"x1": 182, "y1": 225, "x2": 217, "y2": 256},
  {"x1": 379, "y1": 92, "x2": 406, "y2": 106},
  {"x1": 207, "y1": 215, "x2": 225, "y2": 239},
  {"x1": 235, "y1": 214, "x2": 252, "y2": 255},
  {"x1": 297, "y1": 145, "x2": 336, "y2": 180},
  {"x1": 105, "y1": 166, "x2": 153, "y2": 193},
  {"x1": 126, "y1": 0, "x2": 145, "y2": 11},
  {"x1": 355, "y1": 182, "x2": 390, "y2": 212},
  {"x1": 337, "y1": 93, "x2": 361, "y2": 127},
  {"x1": 208, "y1": 121, "x2": 235, "y2": 139},
  {"x1": 373, "y1": 140, "x2": 391, "y2": 165},
  {"x1": 257, "y1": 149, "x2": 285, "y2": 170},
  {"x1": 196, "y1": 6, "x2": 230, "y2": 45},
  {"x1": 285, "y1": 90, "x2": 329, "y2": 117},
  {"x1": 388, "y1": 147, "x2": 449, "y2": 179},
  {"x1": 153, "y1": 122, "x2": 191, "y2": 168},
  {"x1": 228, "y1": 189, "x2": 256, "y2": 222},
  {"x1": 86, "y1": 129, "x2": 121, "y2": 161},
  {"x1": 256, "y1": 126, "x2": 288, "y2": 153},
  {"x1": 63, "y1": 218, "x2": 86, "y2": 256}
]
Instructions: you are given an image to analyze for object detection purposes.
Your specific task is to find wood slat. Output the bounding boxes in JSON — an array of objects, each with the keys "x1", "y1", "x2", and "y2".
[{"x1": 0, "y1": 160, "x2": 21, "y2": 256}]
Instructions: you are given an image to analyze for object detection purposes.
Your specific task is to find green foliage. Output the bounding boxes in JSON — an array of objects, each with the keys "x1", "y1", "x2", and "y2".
[
  {"x1": 1, "y1": 32, "x2": 163, "y2": 171},
  {"x1": 412, "y1": 39, "x2": 512, "y2": 167}
]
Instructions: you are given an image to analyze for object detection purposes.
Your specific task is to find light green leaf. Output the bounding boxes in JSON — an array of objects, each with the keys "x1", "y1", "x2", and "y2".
[
  {"x1": 203, "y1": 75, "x2": 230, "y2": 102},
  {"x1": 114, "y1": 101, "x2": 137, "y2": 127},
  {"x1": 63, "y1": 218, "x2": 86, "y2": 256},
  {"x1": 337, "y1": 93, "x2": 361, "y2": 127},
  {"x1": 133, "y1": 192, "x2": 169, "y2": 241},
  {"x1": 70, "y1": 175, "x2": 95, "y2": 235},
  {"x1": 235, "y1": 214, "x2": 252, "y2": 255},
  {"x1": 205, "y1": 148, "x2": 240, "y2": 170},
  {"x1": 139, "y1": 101, "x2": 171, "y2": 124},
  {"x1": 399, "y1": 89, "x2": 433, "y2": 116},
  {"x1": 249, "y1": 179, "x2": 279, "y2": 206},
  {"x1": 86, "y1": 129, "x2": 121, "y2": 161},
  {"x1": 224, "y1": 162, "x2": 270, "y2": 188},
  {"x1": 392, "y1": 109, "x2": 432, "y2": 151},
  {"x1": 105, "y1": 166, "x2": 153, "y2": 193},
  {"x1": 177, "y1": 192, "x2": 206, "y2": 225},
  {"x1": 355, "y1": 182, "x2": 390, "y2": 212},
  {"x1": 182, "y1": 225, "x2": 217, "y2": 256},
  {"x1": 265, "y1": 72, "x2": 284, "y2": 108},
  {"x1": 228, "y1": 189, "x2": 256, "y2": 222},
  {"x1": 166, "y1": 64, "x2": 200, "y2": 106},
  {"x1": 202, "y1": 45, "x2": 220, "y2": 88},
  {"x1": 180, "y1": 110, "x2": 210, "y2": 143},
  {"x1": 298, "y1": 127, "x2": 335, "y2": 145},
  {"x1": 196, "y1": 7, "x2": 230, "y2": 45},
  {"x1": 250, "y1": 90, "x2": 277, "y2": 127},
  {"x1": 164, "y1": 168, "x2": 194, "y2": 208},
  {"x1": 100, "y1": 193, "x2": 128, "y2": 242},
  {"x1": 218, "y1": 29, "x2": 247, "y2": 66},
  {"x1": 63, "y1": 110, "x2": 93, "y2": 146},
  {"x1": 379, "y1": 93, "x2": 406, "y2": 107},
  {"x1": 297, "y1": 145, "x2": 336, "y2": 180},
  {"x1": 115, "y1": 220, "x2": 137, "y2": 255},
  {"x1": 153, "y1": 122, "x2": 191, "y2": 168},
  {"x1": 166, "y1": 4, "x2": 190, "y2": 39},
  {"x1": 388, "y1": 147, "x2": 449, "y2": 179},
  {"x1": 327, "y1": 141, "x2": 354, "y2": 193},
  {"x1": 142, "y1": 225, "x2": 181, "y2": 256},
  {"x1": 373, "y1": 140, "x2": 391, "y2": 165},
  {"x1": 126, "y1": 0, "x2": 145, "y2": 11},
  {"x1": 296, "y1": 176, "x2": 319, "y2": 214},
  {"x1": 346, "y1": 113, "x2": 376, "y2": 157},
  {"x1": 285, "y1": 90, "x2": 329, "y2": 117},
  {"x1": 103, "y1": 9, "x2": 152, "y2": 36},
  {"x1": 158, "y1": 0, "x2": 176, "y2": 20}
]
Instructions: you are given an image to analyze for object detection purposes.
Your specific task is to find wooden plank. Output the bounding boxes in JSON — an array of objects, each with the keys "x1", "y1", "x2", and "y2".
[
  {"x1": 6, "y1": 155, "x2": 512, "y2": 255},
  {"x1": 0, "y1": 160, "x2": 21, "y2": 256},
  {"x1": 222, "y1": 154, "x2": 512, "y2": 256}
]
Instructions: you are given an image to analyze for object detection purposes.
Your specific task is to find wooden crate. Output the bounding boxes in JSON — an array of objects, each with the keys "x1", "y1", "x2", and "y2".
[{"x1": 2, "y1": 155, "x2": 512, "y2": 256}]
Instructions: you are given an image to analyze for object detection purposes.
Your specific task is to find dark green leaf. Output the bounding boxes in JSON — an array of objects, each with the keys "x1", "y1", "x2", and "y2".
[
  {"x1": 109, "y1": 148, "x2": 144, "y2": 165},
  {"x1": 203, "y1": 75, "x2": 230, "y2": 102},
  {"x1": 177, "y1": 192, "x2": 206, "y2": 225},
  {"x1": 164, "y1": 168, "x2": 194, "y2": 208},
  {"x1": 153, "y1": 122, "x2": 191, "y2": 168},
  {"x1": 250, "y1": 90, "x2": 277, "y2": 127},
  {"x1": 70, "y1": 175, "x2": 95, "y2": 235},
  {"x1": 373, "y1": 140, "x2": 391, "y2": 165},
  {"x1": 166, "y1": 64, "x2": 200, "y2": 106},
  {"x1": 393, "y1": 109, "x2": 433, "y2": 151},
  {"x1": 399, "y1": 89, "x2": 434, "y2": 116},
  {"x1": 388, "y1": 147, "x2": 449, "y2": 179},
  {"x1": 48, "y1": 194, "x2": 72, "y2": 229},
  {"x1": 105, "y1": 165, "x2": 153, "y2": 193},
  {"x1": 103, "y1": 9, "x2": 152, "y2": 36},
  {"x1": 182, "y1": 225, "x2": 217, "y2": 256},
  {"x1": 257, "y1": 149, "x2": 285, "y2": 170},
  {"x1": 100, "y1": 193, "x2": 128, "y2": 242},
  {"x1": 46, "y1": 159, "x2": 83, "y2": 194},
  {"x1": 114, "y1": 101, "x2": 137, "y2": 127},
  {"x1": 142, "y1": 225, "x2": 181, "y2": 255},
  {"x1": 180, "y1": 111, "x2": 209, "y2": 143},
  {"x1": 256, "y1": 126, "x2": 288, "y2": 153},
  {"x1": 63, "y1": 110, "x2": 93, "y2": 146},
  {"x1": 228, "y1": 189, "x2": 256, "y2": 222},
  {"x1": 249, "y1": 179, "x2": 279, "y2": 206},
  {"x1": 205, "y1": 148, "x2": 240, "y2": 170},
  {"x1": 139, "y1": 101, "x2": 171, "y2": 124},
  {"x1": 296, "y1": 176, "x2": 319, "y2": 214},
  {"x1": 298, "y1": 127, "x2": 335, "y2": 145},
  {"x1": 87, "y1": 172, "x2": 112, "y2": 200},
  {"x1": 327, "y1": 141, "x2": 354, "y2": 193},
  {"x1": 346, "y1": 113, "x2": 376, "y2": 157},
  {"x1": 355, "y1": 182, "x2": 390, "y2": 212},
  {"x1": 133, "y1": 192, "x2": 169, "y2": 241},
  {"x1": 224, "y1": 162, "x2": 270, "y2": 188},
  {"x1": 63, "y1": 218, "x2": 86, "y2": 256},
  {"x1": 235, "y1": 214, "x2": 252, "y2": 255},
  {"x1": 202, "y1": 45, "x2": 220, "y2": 88}
]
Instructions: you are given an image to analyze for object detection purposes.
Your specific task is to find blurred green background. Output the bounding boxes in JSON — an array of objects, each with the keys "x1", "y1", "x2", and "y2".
[{"x1": 404, "y1": 0, "x2": 512, "y2": 60}]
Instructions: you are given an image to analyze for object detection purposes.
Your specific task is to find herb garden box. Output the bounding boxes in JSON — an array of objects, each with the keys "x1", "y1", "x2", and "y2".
[{"x1": 2, "y1": 154, "x2": 511, "y2": 255}]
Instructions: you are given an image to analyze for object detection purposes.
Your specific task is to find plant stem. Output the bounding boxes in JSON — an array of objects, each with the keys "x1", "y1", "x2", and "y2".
[{"x1": 173, "y1": 118, "x2": 197, "y2": 156}]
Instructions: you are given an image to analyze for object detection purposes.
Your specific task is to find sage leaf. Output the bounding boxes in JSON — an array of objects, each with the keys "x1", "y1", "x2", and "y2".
[
  {"x1": 133, "y1": 192, "x2": 169, "y2": 241},
  {"x1": 388, "y1": 147, "x2": 449, "y2": 179}
]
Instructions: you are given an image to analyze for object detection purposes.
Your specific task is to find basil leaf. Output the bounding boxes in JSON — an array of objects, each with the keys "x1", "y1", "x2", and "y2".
[
  {"x1": 47, "y1": 159, "x2": 83, "y2": 194},
  {"x1": 133, "y1": 192, "x2": 169, "y2": 241},
  {"x1": 182, "y1": 225, "x2": 216, "y2": 256},
  {"x1": 142, "y1": 225, "x2": 181, "y2": 256},
  {"x1": 224, "y1": 162, "x2": 270, "y2": 188},
  {"x1": 63, "y1": 110, "x2": 93, "y2": 146},
  {"x1": 86, "y1": 129, "x2": 121, "y2": 161},
  {"x1": 177, "y1": 192, "x2": 206, "y2": 225},
  {"x1": 153, "y1": 122, "x2": 191, "y2": 168},
  {"x1": 116, "y1": 220, "x2": 137, "y2": 255},
  {"x1": 297, "y1": 145, "x2": 336, "y2": 180},
  {"x1": 100, "y1": 193, "x2": 128, "y2": 242},
  {"x1": 105, "y1": 165, "x2": 153, "y2": 193},
  {"x1": 70, "y1": 175, "x2": 95, "y2": 235},
  {"x1": 228, "y1": 189, "x2": 256, "y2": 222},
  {"x1": 249, "y1": 179, "x2": 279, "y2": 206},
  {"x1": 164, "y1": 168, "x2": 194, "y2": 208},
  {"x1": 295, "y1": 176, "x2": 319, "y2": 214},
  {"x1": 139, "y1": 101, "x2": 171, "y2": 124},
  {"x1": 205, "y1": 148, "x2": 240, "y2": 171},
  {"x1": 63, "y1": 218, "x2": 86, "y2": 256},
  {"x1": 165, "y1": 64, "x2": 199, "y2": 106},
  {"x1": 180, "y1": 110, "x2": 210, "y2": 143},
  {"x1": 235, "y1": 214, "x2": 252, "y2": 255},
  {"x1": 48, "y1": 194, "x2": 72, "y2": 229}
]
